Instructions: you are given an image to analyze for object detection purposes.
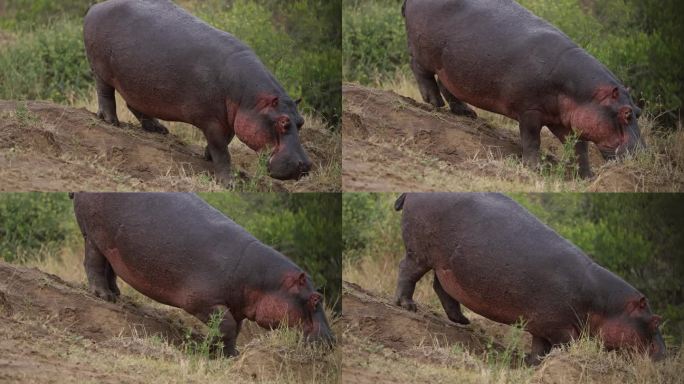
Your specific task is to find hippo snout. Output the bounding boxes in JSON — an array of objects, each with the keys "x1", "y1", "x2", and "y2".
[
  {"x1": 268, "y1": 152, "x2": 312, "y2": 180},
  {"x1": 305, "y1": 328, "x2": 336, "y2": 348},
  {"x1": 649, "y1": 331, "x2": 667, "y2": 361}
]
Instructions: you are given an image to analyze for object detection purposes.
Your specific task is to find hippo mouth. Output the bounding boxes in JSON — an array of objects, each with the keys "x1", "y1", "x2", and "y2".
[{"x1": 267, "y1": 152, "x2": 311, "y2": 181}]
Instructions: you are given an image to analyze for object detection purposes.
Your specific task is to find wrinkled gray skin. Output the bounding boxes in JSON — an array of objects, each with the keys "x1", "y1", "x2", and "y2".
[
  {"x1": 394, "y1": 193, "x2": 665, "y2": 364},
  {"x1": 73, "y1": 193, "x2": 334, "y2": 356},
  {"x1": 403, "y1": 0, "x2": 644, "y2": 178},
  {"x1": 84, "y1": 0, "x2": 312, "y2": 185}
]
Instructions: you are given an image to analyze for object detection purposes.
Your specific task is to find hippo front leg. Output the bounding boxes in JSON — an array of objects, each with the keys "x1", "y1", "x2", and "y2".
[
  {"x1": 433, "y1": 271, "x2": 470, "y2": 325},
  {"x1": 525, "y1": 335, "x2": 552, "y2": 366},
  {"x1": 519, "y1": 111, "x2": 543, "y2": 169},
  {"x1": 575, "y1": 140, "x2": 594, "y2": 179},
  {"x1": 393, "y1": 253, "x2": 430, "y2": 311},
  {"x1": 194, "y1": 305, "x2": 242, "y2": 357},
  {"x1": 202, "y1": 123, "x2": 234, "y2": 188}
]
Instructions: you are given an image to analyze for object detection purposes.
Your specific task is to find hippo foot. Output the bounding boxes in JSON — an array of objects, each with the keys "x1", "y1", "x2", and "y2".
[
  {"x1": 89, "y1": 286, "x2": 118, "y2": 303},
  {"x1": 141, "y1": 120, "x2": 169, "y2": 135},
  {"x1": 394, "y1": 297, "x2": 418, "y2": 312},
  {"x1": 524, "y1": 353, "x2": 543, "y2": 366},
  {"x1": 447, "y1": 314, "x2": 471, "y2": 325},
  {"x1": 97, "y1": 111, "x2": 120, "y2": 127},
  {"x1": 215, "y1": 172, "x2": 234, "y2": 189},
  {"x1": 204, "y1": 146, "x2": 212, "y2": 161},
  {"x1": 449, "y1": 105, "x2": 478, "y2": 119},
  {"x1": 578, "y1": 168, "x2": 594, "y2": 179}
]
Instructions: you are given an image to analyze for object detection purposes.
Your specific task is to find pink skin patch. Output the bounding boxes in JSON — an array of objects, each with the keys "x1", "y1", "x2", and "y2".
[
  {"x1": 559, "y1": 94, "x2": 627, "y2": 153},
  {"x1": 243, "y1": 271, "x2": 316, "y2": 333}
]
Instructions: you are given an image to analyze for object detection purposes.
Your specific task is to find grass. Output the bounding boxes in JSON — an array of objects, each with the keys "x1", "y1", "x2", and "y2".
[{"x1": 9, "y1": 238, "x2": 340, "y2": 384}]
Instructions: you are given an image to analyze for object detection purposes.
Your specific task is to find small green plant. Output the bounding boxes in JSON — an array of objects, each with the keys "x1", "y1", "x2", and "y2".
[
  {"x1": 182, "y1": 309, "x2": 226, "y2": 359},
  {"x1": 540, "y1": 131, "x2": 580, "y2": 181},
  {"x1": 14, "y1": 102, "x2": 39, "y2": 128}
]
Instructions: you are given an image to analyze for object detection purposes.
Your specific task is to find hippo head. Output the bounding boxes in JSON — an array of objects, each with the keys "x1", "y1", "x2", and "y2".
[
  {"x1": 597, "y1": 295, "x2": 665, "y2": 361},
  {"x1": 568, "y1": 85, "x2": 644, "y2": 160},
  {"x1": 232, "y1": 95, "x2": 312, "y2": 180},
  {"x1": 251, "y1": 271, "x2": 335, "y2": 347}
]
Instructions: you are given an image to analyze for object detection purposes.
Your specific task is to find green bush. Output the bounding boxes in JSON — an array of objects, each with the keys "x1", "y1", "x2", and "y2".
[
  {"x1": 0, "y1": 18, "x2": 92, "y2": 103},
  {"x1": 0, "y1": 0, "x2": 341, "y2": 127},
  {"x1": 342, "y1": 193, "x2": 403, "y2": 263},
  {"x1": 342, "y1": 0, "x2": 408, "y2": 84},
  {"x1": 0, "y1": 193, "x2": 76, "y2": 262}
]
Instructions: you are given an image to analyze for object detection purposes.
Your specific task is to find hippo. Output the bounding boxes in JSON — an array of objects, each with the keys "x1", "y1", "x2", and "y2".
[
  {"x1": 83, "y1": 0, "x2": 312, "y2": 185},
  {"x1": 402, "y1": 0, "x2": 644, "y2": 178},
  {"x1": 393, "y1": 193, "x2": 666, "y2": 364},
  {"x1": 72, "y1": 193, "x2": 334, "y2": 356}
]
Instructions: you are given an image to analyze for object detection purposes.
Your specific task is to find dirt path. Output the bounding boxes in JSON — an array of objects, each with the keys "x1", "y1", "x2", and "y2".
[
  {"x1": 0, "y1": 100, "x2": 338, "y2": 191},
  {"x1": 342, "y1": 83, "x2": 681, "y2": 192}
]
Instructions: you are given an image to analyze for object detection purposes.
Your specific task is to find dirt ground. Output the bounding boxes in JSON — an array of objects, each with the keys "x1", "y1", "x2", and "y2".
[
  {"x1": 340, "y1": 281, "x2": 681, "y2": 384},
  {"x1": 0, "y1": 261, "x2": 340, "y2": 383},
  {"x1": 342, "y1": 83, "x2": 683, "y2": 192},
  {"x1": 0, "y1": 100, "x2": 339, "y2": 192}
]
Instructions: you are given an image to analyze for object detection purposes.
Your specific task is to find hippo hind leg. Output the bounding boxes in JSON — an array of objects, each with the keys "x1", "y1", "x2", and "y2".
[
  {"x1": 83, "y1": 238, "x2": 118, "y2": 302},
  {"x1": 393, "y1": 252, "x2": 430, "y2": 311},
  {"x1": 410, "y1": 57, "x2": 444, "y2": 109},
  {"x1": 94, "y1": 74, "x2": 120, "y2": 126},
  {"x1": 437, "y1": 78, "x2": 477, "y2": 118},
  {"x1": 432, "y1": 271, "x2": 470, "y2": 324},
  {"x1": 127, "y1": 104, "x2": 169, "y2": 135},
  {"x1": 202, "y1": 122, "x2": 235, "y2": 188}
]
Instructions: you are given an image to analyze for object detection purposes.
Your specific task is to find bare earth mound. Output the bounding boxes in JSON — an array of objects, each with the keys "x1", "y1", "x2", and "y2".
[
  {"x1": 0, "y1": 261, "x2": 339, "y2": 383},
  {"x1": 340, "y1": 281, "x2": 680, "y2": 384},
  {"x1": 0, "y1": 100, "x2": 338, "y2": 192},
  {"x1": 342, "y1": 83, "x2": 681, "y2": 192}
]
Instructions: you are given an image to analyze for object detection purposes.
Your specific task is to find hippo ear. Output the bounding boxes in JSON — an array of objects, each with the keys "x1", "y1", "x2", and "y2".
[
  {"x1": 295, "y1": 98, "x2": 302, "y2": 105},
  {"x1": 297, "y1": 272, "x2": 307, "y2": 287}
]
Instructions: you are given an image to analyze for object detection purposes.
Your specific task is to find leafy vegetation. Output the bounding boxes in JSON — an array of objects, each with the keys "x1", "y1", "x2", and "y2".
[
  {"x1": 343, "y1": 0, "x2": 682, "y2": 125},
  {"x1": 342, "y1": 192, "x2": 684, "y2": 344},
  {"x1": 0, "y1": 0, "x2": 341, "y2": 126},
  {"x1": 0, "y1": 192, "x2": 341, "y2": 310}
]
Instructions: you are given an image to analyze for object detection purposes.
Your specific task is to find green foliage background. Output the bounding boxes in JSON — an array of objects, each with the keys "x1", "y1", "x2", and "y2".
[
  {"x1": 0, "y1": 0, "x2": 341, "y2": 126},
  {"x1": 342, "y1": 193, "x2": 684, "y2": 345},
  {"x1": 0, "y1": 193, "x2": 342, "y2": 311},
  {"x1": 343, "y1": 0, "x2": 683, "y2": 124}
]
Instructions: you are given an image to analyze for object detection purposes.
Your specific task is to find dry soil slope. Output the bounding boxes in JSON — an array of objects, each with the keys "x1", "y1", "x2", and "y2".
[
  {"x1": 340, "y1": 281, "x2": 678, "y2": 384},
  {"x1": 0, "y1": 261, "x2": 337, "y2": 383},
  {"x1": 342, "y1": 84, "x2": 656, "y2": 192},
  {"x1": 0, "y1": 100, "x2": 335, "y2": 191}
]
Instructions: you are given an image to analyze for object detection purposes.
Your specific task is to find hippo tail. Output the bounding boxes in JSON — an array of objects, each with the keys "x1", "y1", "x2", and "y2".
[
  {"x1": 394, "y1": 193, "x2": 407, "y2": 211},
  {"x1": 401, "y1": 0, "x2": 407, "y2": 18}
]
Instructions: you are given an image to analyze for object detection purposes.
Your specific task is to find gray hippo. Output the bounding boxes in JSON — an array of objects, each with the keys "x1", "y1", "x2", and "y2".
[
  {"x1": 403, "y1": 0, "x2": 644, "y2": 178},
  {"x1": 393, "y1": 193, "x2": 665, "y2": 364},
  {"x1": 83, "y1": 0, "x2": 312, "y2": 185},
  {"x1": 73, "y1": 193, "x2": 334, "y2": 356}
]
